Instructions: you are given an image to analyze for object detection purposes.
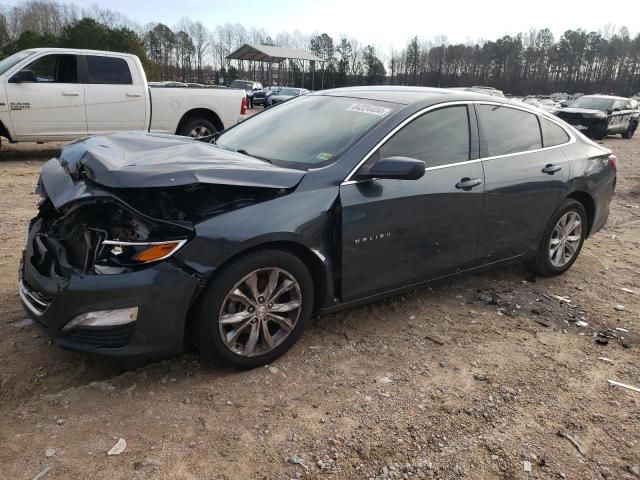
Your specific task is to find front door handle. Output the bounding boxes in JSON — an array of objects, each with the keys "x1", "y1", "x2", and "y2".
[
  {"x1": 62, "y1": 92, "x2": 79, "y2": 96},
  {"x1": 455, "y1": 177, "x2": 483, "y2": 190},
  {"x1": 126, "y1": 93, "x2": 142, "y2": 98},
  {"x1": 542, "y1": 164, "x2": 562, "y2": 174}
]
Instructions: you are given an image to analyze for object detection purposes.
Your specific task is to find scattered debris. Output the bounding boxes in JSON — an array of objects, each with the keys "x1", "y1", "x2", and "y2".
[
  {"x1": 547, "y1": 294, "x2": 572, "y2": 304},
  {"x1": 9, "y1": 318, "x2": 33, "y2": 328},
  {"x1": 45, "y1": 447, "x2": 56, "y2": 458},
  {"x1": 597, "y1": 357, "x2": 614, "y2": 364},
  {"x1": 477, "y1": 290, "x2": 500, "y2": 305},
  {"x1": 424, "y1": 334, "x2": 444, "y2": 346},
  {"x1": 575, "y1": 320, "x2": 588, "y2": 327},
  {"x1": 523, "y1": 460, "x2": 532, "y2": 473},
  {"x1": 608, "y1": 380, "x2": 640, "y2": 394},
  {"x1": 615, "y1": 327, "x2": 629, "y2": 333},
  {"x1": 287, "y1": 455, "x2": 307, "y2": 468},
  {"x1": 107, "y1": 438, "x2": 127, "y2": 456},
  {"x1": 621, "y1": 288, "x2": 635, "y2": 294},
  {"x1": 473, "y1": 373, "x2": 487, "y2": 381},
  {"x1": 267, "y1": 366, "x2": 279, "y2": 374},
  {"x1": 615, "y1": 305, "x2": 626, "y2": 311},
  {"x1": 31, "y1": 466, "x2": 51, "y2": 480},
  {"x1": 558, "y1": 430, "x2": 587, "y2": 456},
  {"x1": 533, "y1": 317, "x2": 551, "y2": 327},
  {"x1": 376, "y1": 376, "x2": 392, "y2": 385}
]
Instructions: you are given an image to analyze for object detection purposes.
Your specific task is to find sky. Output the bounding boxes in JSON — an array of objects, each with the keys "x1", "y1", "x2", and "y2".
[{"x1": 5, "y1": 0, "x2": 638, "y2": 49}]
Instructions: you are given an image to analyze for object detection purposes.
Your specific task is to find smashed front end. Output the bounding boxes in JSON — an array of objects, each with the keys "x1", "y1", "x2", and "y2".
[{"x1": 19, "y1": 133, "x2": 302, "y2": 358}]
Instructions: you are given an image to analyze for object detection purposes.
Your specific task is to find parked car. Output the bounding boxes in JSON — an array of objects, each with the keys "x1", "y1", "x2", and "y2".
[
  {"x1": 229, "y1": 79, "x2": 263, "y2": 106},
  {"x1": 20, "y1": 87, "x2": 616, "y2": 368},
  {"x1": 265, "y1": 87, "x2": 309, "y2": 106},
  {"x1": 253, "y1": 86, "x2": 281, "y2": 106},
  {"x1": 0, "y1": 48, "x2": 246, "y2": 144},
  {"x1": 554, "y1": 94, "x2": 639, "y2": 139}
]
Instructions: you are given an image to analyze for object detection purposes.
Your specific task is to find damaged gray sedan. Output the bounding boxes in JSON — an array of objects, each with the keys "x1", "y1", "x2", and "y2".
[{"x1": 20, "y1": 87, "x2": 616, "y2": 368}]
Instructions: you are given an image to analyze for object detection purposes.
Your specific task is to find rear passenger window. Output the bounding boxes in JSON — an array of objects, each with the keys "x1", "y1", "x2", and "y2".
[
  {"x1": 378, "y1": 106, "x2": 470, "y2": 168},
  {"x1": 478, "y1": 104, "x2": 542, "y2": 156},
  {"x1": 86, "y1": 56, "x2": 132, "y2": 85},
  {"x1": 540, "y1": 117, "x2": 569, "y2": 147}
]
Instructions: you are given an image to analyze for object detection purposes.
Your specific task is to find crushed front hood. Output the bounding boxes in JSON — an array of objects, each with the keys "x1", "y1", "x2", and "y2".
[{"x1": 55, "y1": 132, "x2": 306, "y2": 190}]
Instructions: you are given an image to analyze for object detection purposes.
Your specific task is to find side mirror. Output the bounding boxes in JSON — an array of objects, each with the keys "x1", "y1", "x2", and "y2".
[
  {"x1": 612, "y1": 107, "x2": 621, "y2": 112},
  {"x1": 357, "y1": 156, "x2": 425, "y2": 181},
  {"x1": 9, "y1": 69, "x2": 37, "y2": 83}
]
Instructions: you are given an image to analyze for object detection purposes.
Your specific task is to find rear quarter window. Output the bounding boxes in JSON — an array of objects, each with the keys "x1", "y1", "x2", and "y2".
[
  {"x1": 540, "y1": 116, "x2": 570, "y2": 147},
  {"x1": 86, "y1": 56, "x2": 132, "y2": 85},
  {"x1": 478, "y1": 104, "x2": 542, "y2": 156}
]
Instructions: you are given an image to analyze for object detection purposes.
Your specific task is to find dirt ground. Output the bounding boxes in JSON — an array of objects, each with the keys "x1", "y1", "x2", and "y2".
[{"x1": 0, "y1": 136, "x2": 638, "y2": 480}]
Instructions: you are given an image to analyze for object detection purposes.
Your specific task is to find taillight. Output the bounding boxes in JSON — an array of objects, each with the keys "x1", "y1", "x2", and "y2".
[
  {"x1": 240, "y1": 96, "x2": 247, "y2": 115},
  {"x1": 608, "y1": 154, "x2": 617, "y2": 170}
]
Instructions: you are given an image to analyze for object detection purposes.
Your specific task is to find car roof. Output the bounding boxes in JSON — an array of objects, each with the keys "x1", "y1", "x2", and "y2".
[{"x1": 315, "y1": 86, "x2": 508, "y2": 105}]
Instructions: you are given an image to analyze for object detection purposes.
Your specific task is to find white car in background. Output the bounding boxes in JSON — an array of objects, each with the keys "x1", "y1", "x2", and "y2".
[{"x1": 0, "y1": 48, "x2": 246, "y2": 145}]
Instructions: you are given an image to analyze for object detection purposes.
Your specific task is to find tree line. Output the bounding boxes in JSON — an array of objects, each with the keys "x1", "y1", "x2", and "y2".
[{"x1": 1, "y1": 1, "x2": 638, "y2": 95}]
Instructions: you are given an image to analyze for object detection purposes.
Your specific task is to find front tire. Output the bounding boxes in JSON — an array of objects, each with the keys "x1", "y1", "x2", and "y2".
[
  {"x1": 528, "y1": 199, "x2": 587, "y2": 277},
  {"x1": 193, "y1": 250, "x2": 314, "y2": 369},
  {"x1": 587, "y1": 121, "x2": 607, "y2": 140}
]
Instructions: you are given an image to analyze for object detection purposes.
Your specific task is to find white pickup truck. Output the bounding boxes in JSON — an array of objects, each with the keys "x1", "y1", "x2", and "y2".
[{"x1": 0, "y1": 48, "x2": 246, "y2": 145}]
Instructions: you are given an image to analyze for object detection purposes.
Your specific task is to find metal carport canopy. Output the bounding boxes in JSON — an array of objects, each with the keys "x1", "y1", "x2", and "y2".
[{"x1": 227, "y1": 44, "x2": 323, "y2": 63}]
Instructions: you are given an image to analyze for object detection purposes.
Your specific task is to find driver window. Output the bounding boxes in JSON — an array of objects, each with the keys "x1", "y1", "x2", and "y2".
[
  {"x1": 373, "y1": 106, "x2": 470, "y2": 169},
  {"x1": 24, "y1": 54, "x2": 78, "y2": 83}
]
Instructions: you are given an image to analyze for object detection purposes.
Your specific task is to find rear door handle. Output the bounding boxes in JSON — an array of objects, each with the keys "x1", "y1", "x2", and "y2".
[
  {"x1": 126, "y1": 93, "x2": 142, "y2": 98},
  {"x1": 62, "y1": 92, "x2": 79, "y2": 96},
  {"x1": 455, "y1": 177, "x2": 483, "y2": 190},
  {"x1": 542, "y1": 164, "x2": 562, "y2": 174}
]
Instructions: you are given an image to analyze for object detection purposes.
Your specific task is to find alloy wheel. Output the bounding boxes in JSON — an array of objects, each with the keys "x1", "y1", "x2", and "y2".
[
  {"x1": 189, "y1": 126, "x2": 212, "y2": 138},
  {"x1": 218, "y1": 268, "x2": 302, "y2": 357},
  {"x1": 549, "y1": 211, "x2": 582, "y2": 267}
]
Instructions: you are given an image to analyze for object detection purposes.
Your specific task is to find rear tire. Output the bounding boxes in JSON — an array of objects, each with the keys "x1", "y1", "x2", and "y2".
[
  {"x1": 622, "y1": 122, "x2": 637, "y2": 139},
  {"x1": 192, "y1": 250, "x2": 314, "y2": 369},
  {"x1": 528, "y1": 199, "x2": 587, "y2": 277},
  {"x1": 178, "y1": 117, "x2": 217, "y2": 139}
]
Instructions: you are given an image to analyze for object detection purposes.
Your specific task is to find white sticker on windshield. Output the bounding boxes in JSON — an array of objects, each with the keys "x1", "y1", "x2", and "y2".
[{"x1": 346, "y1": 103, "x2": 392, "y2": 117}]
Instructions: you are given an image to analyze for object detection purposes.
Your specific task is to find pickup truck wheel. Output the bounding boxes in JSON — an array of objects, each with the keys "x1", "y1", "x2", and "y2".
[
  {"x1": 193, "y1": 250, "x2": 314, "y2": 369},
  {"x1": 622, "y1": 122, "x2": 637, "y2": 139},
  {"x1": 528, "y1": 199, "x2": 587, "y2": 277},
  {"x1": 178, "y1": 117, "x2": 217, "y2": 139}
]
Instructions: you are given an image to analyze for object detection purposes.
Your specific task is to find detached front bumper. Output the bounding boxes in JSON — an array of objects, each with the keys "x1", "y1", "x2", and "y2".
[{"x1": 19, "y1": 222, "x2": 202, "y2": 359}]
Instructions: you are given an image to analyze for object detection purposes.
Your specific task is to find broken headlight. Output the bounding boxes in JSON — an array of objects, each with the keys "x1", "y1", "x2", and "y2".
[{"x1": 98, "y1": 239, "x2": 188, "y2": 266}]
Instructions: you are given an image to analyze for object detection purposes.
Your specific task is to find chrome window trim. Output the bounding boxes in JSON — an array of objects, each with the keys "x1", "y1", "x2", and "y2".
[
  {"x1": 475, "y1": 101, "x2": 576, "y2": 161},
  {"x1": 341, "y1": 99, "x2": 577, "y2": 185},
  {"x1": 342, "y1": 101, "x2": 473, "y2": 183}
]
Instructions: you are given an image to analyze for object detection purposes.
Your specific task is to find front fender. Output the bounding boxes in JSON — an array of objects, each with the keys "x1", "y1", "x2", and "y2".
[{"x1": 176, "y1": 187, "x2": 340, "y2": 277}]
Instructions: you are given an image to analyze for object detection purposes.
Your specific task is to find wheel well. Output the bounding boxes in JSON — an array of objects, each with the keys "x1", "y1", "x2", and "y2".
[
  {"x1": 175, "y1": 108, "x2": 223, "y2": 135},
  {"x1": 567, "y1": 191, "x2": 595, "y2": 236},
  {"x1": 185, "y1": 241, "x2": 329, "y2": 332}
]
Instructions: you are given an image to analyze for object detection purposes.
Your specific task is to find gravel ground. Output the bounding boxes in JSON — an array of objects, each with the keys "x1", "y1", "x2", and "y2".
[{"x1": 0, "y1": 136, "x2": 638, "y2": 480}]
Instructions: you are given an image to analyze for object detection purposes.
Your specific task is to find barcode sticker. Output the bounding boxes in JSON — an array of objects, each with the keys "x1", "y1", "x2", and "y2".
[{"x1": 345, "y1": 103, "x2": 392, "y2": 117}]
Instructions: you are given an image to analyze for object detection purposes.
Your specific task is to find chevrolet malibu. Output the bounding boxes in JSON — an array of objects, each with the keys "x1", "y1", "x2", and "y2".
[{"x1": 19, "y1": 87, "x2": 617, "y2": 369}]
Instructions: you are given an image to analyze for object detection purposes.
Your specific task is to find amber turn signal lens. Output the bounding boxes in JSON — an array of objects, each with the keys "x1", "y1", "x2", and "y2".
[{"x1": 133, "y1": 242, "x2": 182, "y2": 263}]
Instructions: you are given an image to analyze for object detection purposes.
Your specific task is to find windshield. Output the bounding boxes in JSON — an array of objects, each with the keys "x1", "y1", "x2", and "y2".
[
  {"x1": 0, "y1": 51, "x2": 35, "y2": 76},
  {"x1": 279, "y1": 88, "x2": 299, "y2": 96},
  {"x1": 570, "y1": 97, "x2": 615, "y2": 110},
  {"x1": 216, "y1": 95, "x2": 398, "y2": 168}
]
